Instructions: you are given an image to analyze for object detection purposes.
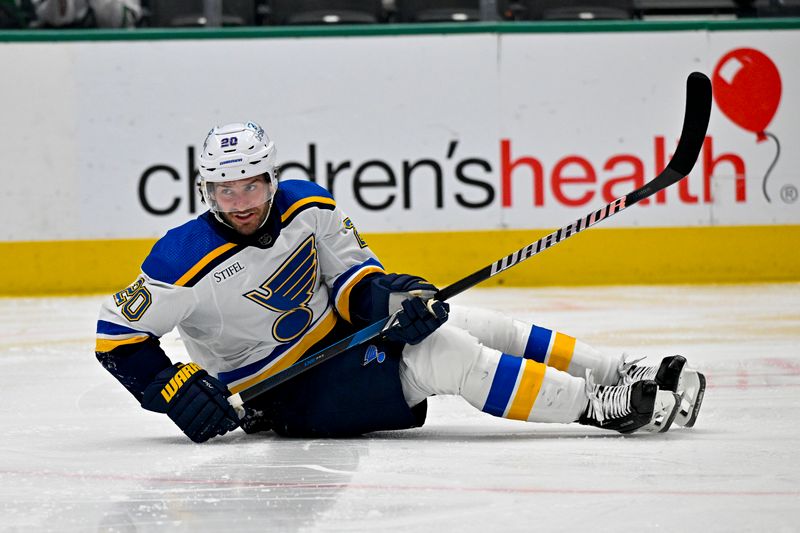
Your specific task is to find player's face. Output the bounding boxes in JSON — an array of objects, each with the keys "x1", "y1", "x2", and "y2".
[{"x1": 214, "y1": 176, "x2": 273, "y2": 235}]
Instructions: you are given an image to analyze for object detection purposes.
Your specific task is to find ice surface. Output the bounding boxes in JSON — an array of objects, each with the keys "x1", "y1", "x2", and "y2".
[{"x1": 1, "y1": 284, "x2": 799, "y2": 532}]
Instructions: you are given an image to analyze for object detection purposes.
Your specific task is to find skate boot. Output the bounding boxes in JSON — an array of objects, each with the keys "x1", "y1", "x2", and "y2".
[
  {"x1": 619, "y1": 355, "x2": 685, "y2": 392},
  {"x1": 579, "y1": 371, "x2": 680, "y2": 434},
  {"x1": 619, "y1": 355, "x2": 706, "y2": 428}
]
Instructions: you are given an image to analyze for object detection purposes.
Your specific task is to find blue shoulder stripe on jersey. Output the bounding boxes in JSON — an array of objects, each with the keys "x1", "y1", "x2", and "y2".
[
  {"x1": 330, "y1": 258, "x2": 384, "y2": 303},
  {"x1": 141, "y1": 216, "x2": 233, "y2": 285},
  {"x1": 96, "y1": 320, "x2": 151, "y2": 336},
  {"x1": 275, "y1": 180, "x2": 337, "y2": 227},
  {"x1": 177, "y1": 243, "x2": 246, "y2": 288},
  {"x1": 276, "y1": 179, "x2": 334, "y2": 208}
]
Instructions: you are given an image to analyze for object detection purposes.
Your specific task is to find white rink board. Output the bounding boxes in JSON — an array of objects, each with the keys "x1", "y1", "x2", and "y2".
[{"x1": 1, "y1": 28, "x2": 798, "y2": 242}]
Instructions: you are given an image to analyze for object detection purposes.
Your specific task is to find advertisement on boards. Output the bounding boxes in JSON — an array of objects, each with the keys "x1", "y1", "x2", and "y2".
[{"x1": 0, "y1": 29, "x2": 797, "y2": 243}]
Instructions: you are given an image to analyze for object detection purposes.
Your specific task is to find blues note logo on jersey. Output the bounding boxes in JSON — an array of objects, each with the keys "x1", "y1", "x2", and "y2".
[
  {"x1": 244, "y1": 235, "x2": 318, "y2": 342},
  {"x1": 363, "y1": 345, "x2": 386, "y2": 366}
]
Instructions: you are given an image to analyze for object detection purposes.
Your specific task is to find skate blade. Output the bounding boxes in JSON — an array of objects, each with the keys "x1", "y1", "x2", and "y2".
[
  {"x1": 640, "y1": 391, "x2": 680, "y2": 433},
  {"x1": 675, "y1": 371, "x2": 706, "y2": 428}
]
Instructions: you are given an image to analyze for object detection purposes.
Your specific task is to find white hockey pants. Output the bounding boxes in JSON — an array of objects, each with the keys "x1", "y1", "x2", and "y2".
[{"x1": 398, "y1": 306, "x2": 620, "y2": 423}]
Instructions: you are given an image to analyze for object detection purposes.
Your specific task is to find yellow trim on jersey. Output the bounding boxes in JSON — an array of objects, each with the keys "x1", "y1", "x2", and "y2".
[
  {"x1": 174, "y1": 242, "x2": 238, "y2": 287},
  {"x1": 506, "y1": 360, "x2": 547, "y2": 421},
  {"x1": 548, "y1": 333, "x2": 576, "y2": 372},
  {"x1": 335, "y1": 265, "x2": 386, "y2": 323},
  {"x1": 95, "y1": 334, "x2": 150, "y2": 353},
  {"x1": 228, "y1": 308, "x2": 339, "y2": 394},
  {"x1": 280, "y1": 196, "x2": 337, "y2": 223}
]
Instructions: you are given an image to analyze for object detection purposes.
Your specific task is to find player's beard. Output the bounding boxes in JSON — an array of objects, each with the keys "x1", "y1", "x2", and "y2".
[{"x1": 221, "y1": 201, "x2": 271, "y2": 236}]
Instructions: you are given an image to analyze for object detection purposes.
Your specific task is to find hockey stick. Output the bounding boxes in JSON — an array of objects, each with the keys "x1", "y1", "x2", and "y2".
[
  {"x1": 228, "y1": 71, "x2": 712, "y2": 412},
  {"x1": 437, "y1": 72, "x2": 711, "y2": 301}
]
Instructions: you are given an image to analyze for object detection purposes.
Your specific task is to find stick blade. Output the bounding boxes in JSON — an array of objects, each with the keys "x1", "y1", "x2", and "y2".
[{"x1": 668, "y1": 72, "x2": 712, "y2": 177}]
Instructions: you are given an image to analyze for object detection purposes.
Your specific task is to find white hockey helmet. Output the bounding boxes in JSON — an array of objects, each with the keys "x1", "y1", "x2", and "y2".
[{"x1": 198, "y1": 121, "x2": 278, "y2": 217}]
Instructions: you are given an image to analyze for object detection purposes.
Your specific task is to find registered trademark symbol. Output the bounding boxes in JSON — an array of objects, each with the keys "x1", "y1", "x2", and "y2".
[{"x1": 780, "y1": 185, "x2": 798, "y2": 204}]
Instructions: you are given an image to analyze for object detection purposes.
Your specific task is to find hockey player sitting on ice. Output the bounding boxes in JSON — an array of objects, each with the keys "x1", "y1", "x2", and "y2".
[{"x1": 95, "y1": 122, "x2": 705, "y2": 443}]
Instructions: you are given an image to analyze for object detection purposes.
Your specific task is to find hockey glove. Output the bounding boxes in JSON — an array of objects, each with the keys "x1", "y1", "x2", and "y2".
[
  {"x1": 370, "y1": 273, "x2": 438, "y2": 315},
  {"x1": 141, "y1": 362, "x2": 240, "y2": 443},
  {"x1": 384, "y1": 296, "x2": 449, "y2": 345}
]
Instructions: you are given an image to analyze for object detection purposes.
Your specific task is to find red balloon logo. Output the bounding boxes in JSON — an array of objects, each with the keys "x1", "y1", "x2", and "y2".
[{"x1": 712, "y1": 48, "x2": 782, "y2": 142}]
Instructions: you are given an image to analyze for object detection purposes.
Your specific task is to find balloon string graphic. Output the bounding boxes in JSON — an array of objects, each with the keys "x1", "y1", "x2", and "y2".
[{"x1": 762, "y1": 132, "x2": 781, "y2": 203}]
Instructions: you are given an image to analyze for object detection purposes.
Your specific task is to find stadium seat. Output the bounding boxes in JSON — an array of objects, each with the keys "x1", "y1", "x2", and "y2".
[
  {"x1": 635, "y1": 0, "x2": 738, "y2": 19},
  {"x1": 2, "y1": 0, "x2": 36, "y2": 28},
  {"x1": 753, "y1": 0, "x2": 800, "y2": 16},
  {"x1": 268, "y1": 0, "x2": 384, "y2": 25},
  {"x1": 395, "y1": 0, "x2": 482, "y2": 22},
  {"x1": 635, "y1": 0, "x2": 800, "y2": 18},
  {"x1": 500, "y1": 0, "x2": 636, "y2": 20},
  {"x1": 148, "y1": 0, "x2": 256, "y2": 27}
]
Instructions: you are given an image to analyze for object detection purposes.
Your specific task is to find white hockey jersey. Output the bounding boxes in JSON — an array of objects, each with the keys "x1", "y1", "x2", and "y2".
[{"x1": 96, "y1": 180, "x2": 385, "y2": 395}]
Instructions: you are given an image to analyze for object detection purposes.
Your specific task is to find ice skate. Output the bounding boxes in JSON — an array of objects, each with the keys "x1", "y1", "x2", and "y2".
[
  {"x1": 579, "y1": 372, "x2": 680, "y2": 434},
  {"x1": 619, "y1": 355, "x2": 705, "y2": 427},
  {"x1": 619, "y1": 354, "x2": 685, "y2": 391}
]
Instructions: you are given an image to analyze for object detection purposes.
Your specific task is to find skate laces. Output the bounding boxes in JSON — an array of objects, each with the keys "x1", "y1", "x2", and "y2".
[
  {"x1": 618, "y1": 354, "x2": 656, "y2": 383},
  {"x1": 585, "y1": 370, "x2": 632, "y2": 425}
]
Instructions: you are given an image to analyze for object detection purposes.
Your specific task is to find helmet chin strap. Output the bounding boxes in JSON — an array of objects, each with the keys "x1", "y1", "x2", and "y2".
[
  {"x1": 257, "y1": 202, "x2": 273, "y2": 230},
  {"x1": 212, "y1": 209, "x2": 231, "y2": 228}
]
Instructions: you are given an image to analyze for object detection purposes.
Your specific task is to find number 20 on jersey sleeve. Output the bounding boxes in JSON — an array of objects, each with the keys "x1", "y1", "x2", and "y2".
[{"x1": 114, "y1": 278, "x2": 153, "y2": 322}]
